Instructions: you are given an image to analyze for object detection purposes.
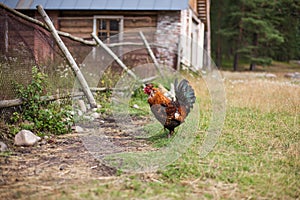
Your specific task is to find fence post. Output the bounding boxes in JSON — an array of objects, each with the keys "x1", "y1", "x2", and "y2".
[{"x1": 37, "y1": 5, "x2": 97, "y2": 108}]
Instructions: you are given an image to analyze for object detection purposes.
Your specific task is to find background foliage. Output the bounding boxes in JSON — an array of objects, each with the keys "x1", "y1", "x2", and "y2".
[{"x1": 211, "y1": 0, "x2": 300, "y2": 70}]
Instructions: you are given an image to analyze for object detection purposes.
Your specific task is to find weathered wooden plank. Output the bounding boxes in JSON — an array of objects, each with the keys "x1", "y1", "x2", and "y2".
[
  {"x1": 0, "y1": 99, "x2": 23, "y2": 108},
  {"x1": 0, "y1": 93, "x2": 83, "y2": 108},
  {"x1": 59, "y1": 19, "x2": 93, "y2": 27},
  {"x1": 124, "y1": 20, "x2": 156, "y2": 28},
  {"x1": 60, "y1": 27, "x2": 93, "y2": 33},
  {"x1": 68, "y1": 33, "x2": 92, "y2": 39}
]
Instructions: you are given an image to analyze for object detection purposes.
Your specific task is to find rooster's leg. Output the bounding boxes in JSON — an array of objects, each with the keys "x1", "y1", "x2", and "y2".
[{"x1": 167, "y1": 129, "x2": 174, "y2": 138}]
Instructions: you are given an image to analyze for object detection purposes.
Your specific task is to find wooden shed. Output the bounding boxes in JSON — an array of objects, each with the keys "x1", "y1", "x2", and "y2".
[{"x1": 0, "y1": 0, "x2": 210, "y2": 70}]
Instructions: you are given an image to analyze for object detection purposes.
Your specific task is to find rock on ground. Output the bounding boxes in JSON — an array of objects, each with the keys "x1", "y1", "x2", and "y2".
[
  {"x1": 14, "y1": 130, "x2": 41, "y2": 146},
  {"x1": 0, "y1": 141, "x2": 8, "y2": 152},
  {"x1": 90, "y1": 112, "x2": 101, "y2": 119},
  {"x1": 285, "y1": 72, "x2": 300, "y2": 79},
  {"x1": 265, "y1": 73, "x2": 277, "y2": 79},
  {"x1": 72, "y1": 126, "x2": 85, "y2": 133}
]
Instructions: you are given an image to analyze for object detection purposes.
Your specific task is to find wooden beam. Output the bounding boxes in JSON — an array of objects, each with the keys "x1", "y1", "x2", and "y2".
[
  {"x1": 139, "y1": 31, "x2": 165, "y2": 78},
  {"x1": 0, "y1": 75, "x2": 157, "y2": 108},
  {"x1": 37, "y1": 5, "x2": 97, "y2": 108},
  {"x1": 92, "y1": 32, "x2": 138, "y2": 80},
  {"x1": 0, "y1": 93, "x2": 83, "y2": 108}
]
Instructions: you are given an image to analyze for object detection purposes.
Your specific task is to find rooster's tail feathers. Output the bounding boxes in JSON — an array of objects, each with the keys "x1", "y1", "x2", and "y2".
[{"x1": 174, "y1": 79, "x2": 196, "y2": 115}]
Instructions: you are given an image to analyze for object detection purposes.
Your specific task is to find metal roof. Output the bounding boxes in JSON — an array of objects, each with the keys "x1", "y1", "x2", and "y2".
[{"x1": 0, "y1": 0, "x2": 189, "y2": 10}]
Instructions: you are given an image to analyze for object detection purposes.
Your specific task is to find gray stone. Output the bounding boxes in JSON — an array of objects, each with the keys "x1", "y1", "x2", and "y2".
[
  {"x1": 285, "y1": 73, "x2": 293, "y2": 78},
  {"x1": 14, "y1": 130, "x2": 41, "y2": 146},
  {"x1": 0, "y1": 141, "x2": 8, "y2": 152},
  {"x1": 265, "y1": 73, "x2": 277, "y2": 79},
  {"x1": 83, "y1": 115, "x2": 94, "y2": 121},
  {"x1": 73, "y1": 126, "x2": 84, "y2": 133},
  {"x1": 78, "y1": 100, "x2": 87, "y2": 113},
  {"x1": 91, "y1": 112, "x2": 101, "y2": 119},
  {"x1": 77, "y1": 109, "x2": 83, "y2": 116},
  {"x1": 293, "y1": 72, "x2": 300, "y2": 79},
  {"x1": 284, "y1": 72, "x2": 300, "y2": 79}
]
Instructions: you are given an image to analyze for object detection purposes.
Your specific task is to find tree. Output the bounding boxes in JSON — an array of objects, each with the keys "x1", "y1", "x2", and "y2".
[
  {"x1": 242, "y1": 1, "x2": 284, "y2": 70},
  {"x1": 211, "y1": 0, "x2": 227, "y2": 67},
  {"x1": 211, "y1": 0, "x2": 299, "y2": 71},
  {"x1": 272, "y1": 0, "x2": 300, "y2": 61},
  {"x1": 216, "y1": 0, "x2": 246, "y2": 71}
]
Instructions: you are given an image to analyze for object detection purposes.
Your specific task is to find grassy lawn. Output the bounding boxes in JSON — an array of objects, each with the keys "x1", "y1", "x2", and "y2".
[{"x1": 42, "y1": 68, "x2": 300, "y2": 200}]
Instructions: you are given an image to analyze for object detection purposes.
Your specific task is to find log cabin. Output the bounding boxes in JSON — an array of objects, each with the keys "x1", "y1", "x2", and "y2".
[{"x1": 0, "y1": 0, "x2": 210, "y2": 70}]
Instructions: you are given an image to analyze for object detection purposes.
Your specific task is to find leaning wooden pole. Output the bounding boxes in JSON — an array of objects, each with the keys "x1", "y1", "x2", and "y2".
[
  {"x1": 37, "y1": 5, "x2": 97, "y2": 108},
  {"x1": 139, "y1": 31, "x2": 165, "y2": 78},
  {"x1": 92, "y1": 33, "x2": 138, "y2": 80}
]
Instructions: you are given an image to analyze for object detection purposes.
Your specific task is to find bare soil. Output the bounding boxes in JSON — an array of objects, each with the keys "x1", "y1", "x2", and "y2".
[{"x1": 0, "y1": 116, "x2": 153, "y2": 199}]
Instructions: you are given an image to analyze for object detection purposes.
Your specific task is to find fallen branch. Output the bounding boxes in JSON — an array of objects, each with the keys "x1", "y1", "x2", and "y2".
[
  {"x1": 0, "y1": 99, "x2": 23, "y2": 108},
  {"x1": 0, "y1": 78, "x2": 158, "y2": 109},
  {"x1": 0, "y1": 92, "x2": 83, "y2": 108}
]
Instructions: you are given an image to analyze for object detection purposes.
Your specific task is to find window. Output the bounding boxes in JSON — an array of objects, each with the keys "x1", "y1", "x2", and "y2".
[{"x1": 93, "y1": 16, "x2": 123, "y2": 43}]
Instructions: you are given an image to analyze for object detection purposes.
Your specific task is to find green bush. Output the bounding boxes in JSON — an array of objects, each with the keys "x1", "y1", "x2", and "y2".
[{"x1": 13, "y1": 66, "x2": 73, "y2": 135}]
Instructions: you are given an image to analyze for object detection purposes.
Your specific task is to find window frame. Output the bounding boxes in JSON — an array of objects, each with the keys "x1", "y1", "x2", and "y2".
[{"x1": 93, "y1": 15, "x2": 124, "y2": 42}]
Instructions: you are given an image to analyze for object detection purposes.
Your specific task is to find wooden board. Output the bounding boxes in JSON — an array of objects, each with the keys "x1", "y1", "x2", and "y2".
[{"x1": 59, "y1": 19, "x2": 93, "y2": 27}]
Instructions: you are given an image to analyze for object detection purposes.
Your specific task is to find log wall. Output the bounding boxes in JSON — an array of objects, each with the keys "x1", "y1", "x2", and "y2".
[{"x1": 57, "y1": 11, "x2": 158, "y2": 39}]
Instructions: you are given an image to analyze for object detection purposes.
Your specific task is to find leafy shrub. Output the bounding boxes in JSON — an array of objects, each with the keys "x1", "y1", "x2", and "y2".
[
  {"x1": 95, "y1": 90, "x2": 112, "y2": 115},
  {"x1": 13, "y1": 66, "x2": 73, "y2": 135}
]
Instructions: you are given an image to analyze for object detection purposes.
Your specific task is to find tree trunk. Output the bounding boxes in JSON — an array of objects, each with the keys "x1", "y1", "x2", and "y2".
[
  {"x1": 215, "y1": 0, "x2": 222, "y2": 68},
  {"x1": 249, "y1": 33, "x2": 258, "y2": 71},
  {"x1": 216, "y1": 38, "x2": 221, "y2": 68},
  {"x1": 233, "y1": 52, "x2": 239, "y2": 71},
  {"x1": 233, "y1": 4, "x2": 244, "y2": 71},
  {"x1": 249, "y1": 63, "x2": 256, "y2": 71}
]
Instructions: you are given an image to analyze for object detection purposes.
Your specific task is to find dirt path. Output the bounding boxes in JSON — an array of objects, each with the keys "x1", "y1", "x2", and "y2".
[{"x1": 0, "y1": 116, "x2": 153, "y2": 199}]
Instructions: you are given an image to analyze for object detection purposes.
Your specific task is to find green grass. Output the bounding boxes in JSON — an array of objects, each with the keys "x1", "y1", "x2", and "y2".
[
  {"x1": 45, "y1": 72, "x2": 300, "y2": 199},
  {"x1": 78, "y1": 106, "x2": 298, "y2": 199}
]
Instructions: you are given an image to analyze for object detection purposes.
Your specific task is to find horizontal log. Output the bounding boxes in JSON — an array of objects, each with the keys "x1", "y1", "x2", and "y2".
[
  {"x1": 60, "y1": 27, "x2": 93, "y2": 34},
  {"x1": 67, "y1": 33, "x2": 92, "y2": 39},
  {"x1": 0, "y1": 77, "x2": 157, "y2": 109},
  {"x1": 0, "y1": 93, "x2": 82, "y2": 108},
  {"x1": 59, "y1": 19, "x2": 93, "y2": 27},
  {"x1": 124, "y1": 20, "x2": 156, "y2": 28},
  {"x1": 0, "y1": 99, "x2": 23, "y2": 108}
]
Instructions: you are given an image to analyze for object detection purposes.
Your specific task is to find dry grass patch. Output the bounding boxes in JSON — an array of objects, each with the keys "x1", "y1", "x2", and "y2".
[{"x1": 224, "y1": 73, "x2": 300, "y2": 114}]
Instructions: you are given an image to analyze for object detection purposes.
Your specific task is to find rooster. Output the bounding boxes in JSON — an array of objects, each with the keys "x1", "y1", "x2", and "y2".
[{"x1": 144, "y1": 79, "x2": 196, "y2": 137}]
